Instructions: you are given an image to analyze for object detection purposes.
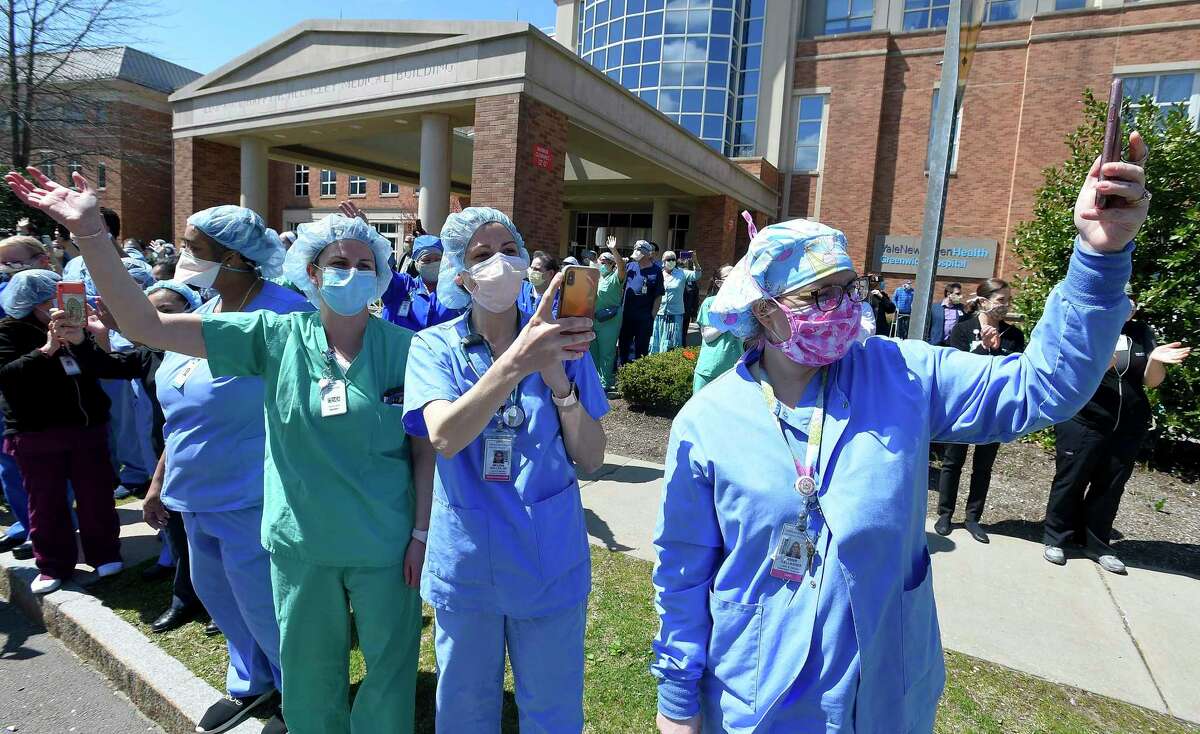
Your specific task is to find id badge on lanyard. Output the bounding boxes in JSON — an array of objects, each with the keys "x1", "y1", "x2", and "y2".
[
  {"x1": 319, "y1": 349, "x2": 348, "y2": 418},
  {"x1": 462, "y1": 310, "x2": 527, "y2": 482},
  {"x1": 172, "y1": 358, "x2": 201, "y2": 388},
  {"x1": 59, "y1": 354, "x2": 81, "y2": 376},
  {"x1": 770, "y1": 522, "x2": 814, "y2": 582},
  {"x1": 482, "y1": 426, "x2": 515, "y2": 482},
  {"x1": 396, "y1": 300, "x2": 412, "y2": 318}
]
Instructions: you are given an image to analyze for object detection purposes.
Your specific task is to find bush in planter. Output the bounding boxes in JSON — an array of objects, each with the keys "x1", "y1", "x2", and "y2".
[{"x1": 616, "y1": 348, "x2": 698, "y2": 414}]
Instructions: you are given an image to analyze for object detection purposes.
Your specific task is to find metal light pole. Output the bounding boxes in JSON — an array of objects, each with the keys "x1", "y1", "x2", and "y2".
[{"x1": 907, "y1": 0, "x2": 986, "y2": 342}]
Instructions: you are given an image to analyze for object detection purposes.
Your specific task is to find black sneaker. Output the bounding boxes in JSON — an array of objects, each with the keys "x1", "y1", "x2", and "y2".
[
  {"x1": 262, "y1": 709, "x2": 287, "y2": 734},
  {"x1": 195, "y1": 691, "x2": 274, "y2": 733},
  {"x1": 933, "y1": 515, "x2": 952, "y2": 537}
]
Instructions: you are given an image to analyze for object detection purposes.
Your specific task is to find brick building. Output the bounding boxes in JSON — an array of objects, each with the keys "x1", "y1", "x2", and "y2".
[
  {"x1": 556, "y1": 0, "x2": 1200, "y2": 285},
  {"x1": 2, "y1": 47, "x2": 199, "y2": 241}
]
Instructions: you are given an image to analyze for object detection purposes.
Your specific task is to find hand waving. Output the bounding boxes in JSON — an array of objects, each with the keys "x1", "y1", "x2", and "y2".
[
  {"x1": 1150, "y1": 342, "x2": 1191, "y2": 366},
  {"x1": 5, "y1": 168, "x2": 107, "y2": 239},
  {"x1": 338, "y1": 200, "x2": 369, "y2": 223},
  {"x1": 1074, "y1": 131, "x2": 1150, "y2": 253},
  {"x1": 509, "y1": 272, "x2": 594, "y2": 378}
]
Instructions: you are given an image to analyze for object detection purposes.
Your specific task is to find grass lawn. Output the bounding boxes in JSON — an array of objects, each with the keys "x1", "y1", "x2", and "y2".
[{"x1": 91, "y1": 548, "x2": 1197, "y2": 734}]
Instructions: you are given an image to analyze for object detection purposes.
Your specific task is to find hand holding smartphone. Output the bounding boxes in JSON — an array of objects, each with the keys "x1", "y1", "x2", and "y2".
[
  {"x1": 56, "y1": 281, "x2": 87, "y2": 327},
  {"x1": 558, "y1": 265, "x2": 600, "y2": 320},
  {"x1": 1095, "y1": 79, "x2": 1124, "y2": 210}
]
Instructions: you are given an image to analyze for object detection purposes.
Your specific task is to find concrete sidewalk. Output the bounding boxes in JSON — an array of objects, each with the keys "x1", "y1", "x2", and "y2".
[{"x1": 578, "y1": 453, "x2": 1200, "y2": 725}]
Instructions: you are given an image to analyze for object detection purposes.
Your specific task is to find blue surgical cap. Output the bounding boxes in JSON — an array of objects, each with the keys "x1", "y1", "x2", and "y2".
[
  {"x1": 123, "y1": 258, "x2": 155, "y2": 290},
  {"x1": 145, "y1": 280, "x2": 201, "y2": 312},
  {"x1": 437, "y1": 207, "x2": 528, "y2": 310},
  {"x1": 412, "y1": 235, "x2": 443, "y2": 261},
  {"x1": 187, "y1": 206, "x2": 286, "y2": 278},
  {"x1": 283, "y1": 214, "x2": 394, "y2": 307},
  {"x1": 709, "y1": 219, "x2": 855, "y2": 339},
  {"x1": 1, "y1": 269, "x2": 60, "y2": 318}
]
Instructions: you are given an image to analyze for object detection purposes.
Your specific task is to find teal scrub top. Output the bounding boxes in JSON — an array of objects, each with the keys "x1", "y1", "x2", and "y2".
[
  {"x1": 658, "y1": 268, "x2": 698, "y2": 316},
  {"x1": 694, "y1": 297, "x2": 744, "y2": 380},
  {"x1": 402, "y1": 310, "x2": 610, "y2": 618},
  {"x1": 202, "y1": 311, "x2": 415, "y2": 567}
]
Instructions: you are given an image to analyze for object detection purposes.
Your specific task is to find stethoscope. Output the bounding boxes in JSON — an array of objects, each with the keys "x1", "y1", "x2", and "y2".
[{"x1": 459, "y1": 308, "x2": 526, "y2": 429}]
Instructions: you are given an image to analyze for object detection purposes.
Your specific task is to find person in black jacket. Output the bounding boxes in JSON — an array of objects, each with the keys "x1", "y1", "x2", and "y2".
[
  {"x1": 935, "y1": 278, "x2": 1026, "y2": 543},
  {"x1": 1042, "y1": 290, "x2": 1190, "y2": 573},
  {"x1": 866, "y1": 273, "x2": 895, "y2": 337},
  {"x1": 0, "y1": 269, "x2": 150, "y2": 594}
]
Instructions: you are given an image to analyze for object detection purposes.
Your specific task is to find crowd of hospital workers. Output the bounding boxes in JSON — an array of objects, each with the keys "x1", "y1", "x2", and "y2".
[{"x1": 0, "y1": 126, "x2": 1188, "y2": 733}]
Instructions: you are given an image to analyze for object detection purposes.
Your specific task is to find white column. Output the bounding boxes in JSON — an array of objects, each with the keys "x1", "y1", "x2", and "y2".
[
  {"x1": 651, "y1": 197, "x2": 670, "y2": 248},
  {"x1": 239, "y1": 137, "x2": 269, "y2": 217},
  {"x1": 554, "y1": 0, "x2": 580, "y2": 50},
  {"x1": 418, "y1": 113, "x2": 451, "y2": 235}
]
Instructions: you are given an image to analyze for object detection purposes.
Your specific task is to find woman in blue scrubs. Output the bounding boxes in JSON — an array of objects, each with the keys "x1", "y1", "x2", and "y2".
[
  {"x1": 517, "y1": 250, "x2": 560, "y2": 315},
  {"x1": 652, "y1": 134, "x2": 1151, "y2": 734},
  {"x1": 402, "y1": 207, "x2": 608, "y2": 732},
  {"x1": 139, "y1": 206, "x2": 310, "y2": 734},
  {"x1": 380, "y1": 234, "x2": 461, "y2": 331}
]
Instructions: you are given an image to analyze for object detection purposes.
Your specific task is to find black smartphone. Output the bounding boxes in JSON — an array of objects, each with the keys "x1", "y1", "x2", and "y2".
[{"x1": 1095, "y1": 78, "x2": 1123, "y2": 210}]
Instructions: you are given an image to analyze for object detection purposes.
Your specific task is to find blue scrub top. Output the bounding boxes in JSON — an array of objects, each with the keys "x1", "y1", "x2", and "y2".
[
  {"x1": 658, "y1": 268, "x2": 698, "y2": 316},
  {"x1": 156, "y1": 281, "x2": 312, "y2": 513},
  {"x1": 402, "y1": 310, "x2": 610, "y2": 618},
  {"x1": 380, "y1": 272, "x2": 461, "y2": 332},
  {"x1": 516, "y1": 280, "x2": 560, "y2": 316}
]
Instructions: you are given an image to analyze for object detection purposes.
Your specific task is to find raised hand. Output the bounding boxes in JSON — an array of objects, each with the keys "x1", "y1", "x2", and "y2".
[
  {"x1": 509, "y1": 272, "x2": 594, "y2": 380},
  {"x1": 338, "y1": 200, "x2": 369, "y2": 223},
  {"x1": 980, "y1": 324, "x2": 1000, "y2": 351},
  {"x1": 1150, "y1": 342, "x2": 1191, "y2": 366},
  {"x1": 48, "y1": 308, "x2": 85, "y2": 346},
  {"x1": 5, "y1": 168, "x2": 107, "y2": 239},
  {"x1": 1075, "y1": 131, "x2": 1150, "y2": 253}
]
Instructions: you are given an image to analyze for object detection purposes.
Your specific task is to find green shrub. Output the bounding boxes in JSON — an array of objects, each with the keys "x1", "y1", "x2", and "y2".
[{"x1": 616, "y1": 348, "x2": 698, "y2": 414}]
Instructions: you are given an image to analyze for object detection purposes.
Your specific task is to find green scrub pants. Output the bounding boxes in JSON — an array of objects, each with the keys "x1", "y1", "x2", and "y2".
[
  {"x1": 270, "y1": 554, "x2": 420, "y2": 734},
  {"x1": 591, "y1": 317, "x2": 622, "y2": 390}
]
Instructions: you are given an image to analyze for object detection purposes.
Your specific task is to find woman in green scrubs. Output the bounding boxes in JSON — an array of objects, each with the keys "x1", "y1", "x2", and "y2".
[
  {"x1": 590, "y1": 236, "x2": 626, "y2": 390},
  {"x1": 7, "y1": 168, "x2": 433, "y2": 734}
]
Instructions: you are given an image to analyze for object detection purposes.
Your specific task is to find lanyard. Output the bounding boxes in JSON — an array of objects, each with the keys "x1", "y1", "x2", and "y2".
[
  {"x1": 753, "y1": 362, "x2": 826, "y2": 498},
  {"x1": 321, "y1": 348, "x2": 346, "y2": 386},
  {"x1": 460, "y1": 309, "x2": 525, "y2": 429}
]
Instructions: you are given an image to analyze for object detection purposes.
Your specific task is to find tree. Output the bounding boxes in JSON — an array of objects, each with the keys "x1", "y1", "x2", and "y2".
[
  {"x1": 1, "y1": 0, "x2": 157, "y2": 170},
  {"x1": 1012, "y1": 88, "x2": 1200, "y2": 444}
]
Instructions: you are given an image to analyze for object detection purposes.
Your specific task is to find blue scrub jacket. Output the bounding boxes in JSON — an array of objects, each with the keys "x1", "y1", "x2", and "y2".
[{"x1": 652, "y1": 239, "x2": 1132, "y2": 733}]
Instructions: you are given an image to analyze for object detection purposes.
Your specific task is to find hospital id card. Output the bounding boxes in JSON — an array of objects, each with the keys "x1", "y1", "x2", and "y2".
[
  {"x1": 769, "y1": 523, "x2": 813, "y2": 583},
  {"x1": 59, "y1": 355, "x2": 81, "y2": 376},
  {"x1": 395, "y1": 300, "x2": 411, "y2": 318},
  {"x1": 172, "y1": 358, "x2": 200, "y2": 388},
  {"x1": 482, "y1": 429, "x2": 514, "y2": 482},
  {"x1": 320, "y1": 379, "x2": 348, "y2": 417}
]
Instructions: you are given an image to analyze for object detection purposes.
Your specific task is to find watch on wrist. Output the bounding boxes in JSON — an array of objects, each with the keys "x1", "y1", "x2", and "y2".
[
  {"x1": 411, "y1": 528, "x2": 428, "y2": 543},
  {"x1": 551, "y1": 383, "x2": 579, "y2": 408}
]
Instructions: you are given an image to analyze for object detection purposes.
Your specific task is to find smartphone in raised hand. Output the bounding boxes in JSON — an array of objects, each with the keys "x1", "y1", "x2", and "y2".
[
  {"x1": 559, "y1": 265, "x2": 600, "y2": 319},
  {"x1": 1095, "y1": 78, "x2": 1124, "y2": 210},
  {"x1": 56, "y1": 281, "x2": 87, "y2": 327}
]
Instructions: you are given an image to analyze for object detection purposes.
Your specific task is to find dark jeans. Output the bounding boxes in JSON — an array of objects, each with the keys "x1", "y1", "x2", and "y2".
[
  {"x1": 937, "y1": 442, "x2": 1001, "y2": 522},
  {"x1": 618, "y1": 312, "x2": 653, "y2": 365},
  {"x1": 164, "y1": 509, "x2": 201, "y2": 611},
  {"x1": 5, "y1": 424, "x2": 121, "y2": 580},
  {"x1": 1043, "y1": 419, "x2": 1140, "y2": 548}
]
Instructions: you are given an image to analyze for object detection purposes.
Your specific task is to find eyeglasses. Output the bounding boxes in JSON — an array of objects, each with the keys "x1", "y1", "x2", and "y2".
[{"x1": 792, "y1": 276, "x2": 870, "y2": 312}]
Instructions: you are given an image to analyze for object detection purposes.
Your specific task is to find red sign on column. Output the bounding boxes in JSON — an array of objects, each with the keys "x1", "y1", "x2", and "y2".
[{"x1": 532, "y1": 144, "x2": 554, "y2": 170}]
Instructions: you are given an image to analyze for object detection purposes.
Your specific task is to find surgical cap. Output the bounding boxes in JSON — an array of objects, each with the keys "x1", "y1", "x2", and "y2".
[
  {"x1": 412, "y1": 235, "x2": 443, "y2": 261},
  {"x1": 283, "y1": 214, "x2": 394, "y2": 306},
  {"x1": 437, "y1": 207, "x2": 528, "y2": 310},
  {"x1": 187, "y1": 205, "x2": 286, "y2": 278},
  {"x1": 1, "y1": 268, "x2": 60, "y2": 318},
  {"x1": 562, "y1": 256, "x2": 580, "y2": 266},
  {"x1": 709, "y1": 219, "x2": 854, "y2": 339},
  {"x1": 145, "y1": 280, "x2": 201, "y2": 312},
  {"x1": 634, "y1": 240, "x2": 653, "y2": 255},
  {"x1": 123, "y1": 257, "x2": 155, "y2": 290}
]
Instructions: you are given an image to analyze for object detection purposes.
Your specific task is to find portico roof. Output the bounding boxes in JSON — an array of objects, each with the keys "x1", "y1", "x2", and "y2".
[{"x1": 169, "y1": 19, "x2": 777, "y2": 212}]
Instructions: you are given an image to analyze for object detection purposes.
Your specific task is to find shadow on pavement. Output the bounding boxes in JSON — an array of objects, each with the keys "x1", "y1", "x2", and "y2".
[
  {"x1": 0, "y1": 599, "x2": 43, "y2": 661},
  {"x1": 926, "y1": 531, "x2": 956, "y2": 555},
  {"x1": 986, "y1": 518, "x2": 1200, "y2": 580},
  {"x1": 585, "y1": 508, "x2": 635, "y2": 553}
]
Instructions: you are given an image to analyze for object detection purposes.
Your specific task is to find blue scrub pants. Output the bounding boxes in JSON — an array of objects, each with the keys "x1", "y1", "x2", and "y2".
[
  {"x1": 433, "y1": 603, "x2": 586, "y2": 734},
  {"x1": 100, "y1": 379, "x2": 152, "y2": 485},
  {"x1": 183, "y1": 507, "x2": 281, "y2": 697},
  {"x1": 0, "y1": 445, "x2": 29, "y2": 541}
]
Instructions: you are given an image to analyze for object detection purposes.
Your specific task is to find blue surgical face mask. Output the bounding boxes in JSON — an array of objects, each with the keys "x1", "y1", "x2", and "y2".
[{"x1": 319, "y1": 267, "x2": 376, "y2": 316}]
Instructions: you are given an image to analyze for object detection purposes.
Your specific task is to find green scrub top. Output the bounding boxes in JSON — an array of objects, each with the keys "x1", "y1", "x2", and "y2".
[
  {"x1": 694, "y1": 296, "x2": 745, "y2": 380},
  {"x1": 595, "y1": 267, "x2": 624, "y2": 312},
  {"x1": 202, "y1": 310, "x2": 415, "y2": 567}
]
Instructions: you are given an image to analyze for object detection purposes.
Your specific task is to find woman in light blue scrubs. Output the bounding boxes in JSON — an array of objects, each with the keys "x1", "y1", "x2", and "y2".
[
  {"x1": 402, "y1": 207, "x2": 608, "y2": 732},
  {"x1": 139, "y1": 206, "x2": 310, "y2": 734},
  {"x1": 380, "y1": 235, "x2": 462, "y2": 331},
  {"x1": 652, "y1": 134, "x2": 1151, "y2": 734}
]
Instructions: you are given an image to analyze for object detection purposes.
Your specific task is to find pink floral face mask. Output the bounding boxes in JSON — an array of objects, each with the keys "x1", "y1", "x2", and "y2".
[{"x1": 765, "y1": 295, "x2": 862, "y2": 366}]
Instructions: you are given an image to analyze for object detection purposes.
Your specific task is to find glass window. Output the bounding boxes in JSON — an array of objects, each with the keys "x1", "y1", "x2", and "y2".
[
  {"x1": 708, "y1": 61, "x2": 728, "y2": 86},
  {"x1": 648, "y1": 0, "x2": 665, "y2": 8},
  {"x1": 737, "y1": 95, "x2": 757, "y2": 121},
  {"x1": 294, "y1": 165, "x2": 309, "y2": 196},
  {"x1": 681, "y1": 114, "x2": 702, "y2": 136},
  {"x1": 903, "y1": 0, "x2": 951, "y2": 30},
  {"x1": 661, "y1": 62, "x2": 684, "y2": 86},
  {"x1": 1054, "y1": 0, "x2": 1085, "y2": 8},
  {"x1": 687, "y1": 9, "x2": 709, "y2": 33},
  {"x1": 641, "y1": 63, "x2": 661, "y2": 87},
  {"x1": 644, "y1": 37, "x2": 662, "y2": 61},
  {"x1": 665, "y1": 10, "x2": 687, "y2": 33},
  {"x1": 702, "y1": 114, "x2": 725, "y2": 138},
  {"x1": 660, "y1": 89, "x2": 682, "y2": 113},
  {"x1": 684, "y1": 63, "x2": 706, "y2": 86},
  {"x1": 611, "y1": 0, "x2": 626, "y2": 14},
  {"x1": 349, "y1": 175, "x2": 367, "y2": 197},
  {"x1": 624, "y1": 41, "x2": 642, "y2": 65},
  {"x1": 664, "y1": 38, "x2": 686, "y2": 61},
  {"x1": 682, "y1": 89, "x2": 704, "y2": 113},
  {"x1": 596, "y1": 0, "x2": 609, "y2": 22},
  {"x1": 584, "y1": 30, "x2": 594, "y2": 52},
  {"x1": 320, "y1": 169, "x2": 337, "y2": 197},
  {"x1": 97, "y1": 162, "x2": 106, "y2": 189},
  {"x1": 711, "y1": 9, "x2": 732, "y2": 34},
  {"x1": 736, "y1": 120, "x2": 755, "y2": 146},
  {"x1": 708, "y1": 36, "x2": 730, "y2": 62},
  {"x1": 985, "y1": 0, "x2": 1017, "y2": 21},
  {"x1": 793, "y1": 94, "x2": 826, "y2": 171},
  {"x1": 640, "y1": 89, "x2": 659, "y2": 106},
  {"x1": 824, "y1": 0, "x2": 874, "y2": 35},
  {"x1": 684, "y1": 37, "x2": 707, "y2": 61},
  {"x1": 741, "y1": 44, "x2": 761, "y2": 71},
  {"x1": 628, "y1": 0, "x2": 645, "y2": 12},
  {"x1": 926, "y1": 88, "x2": 963, "y2": 171},
  {"x1": 380, "y1": 181, "x2": 399, "y2": 195},
  {"x1": 611, "y1": 18, "x2": 624, "y2": 43},
  {"x1": 645, "y1": 11, "x2": 664, "y2": 34},
  {"x1": 1120, "y1": 72, "x2": 1199, "y2": 127},
  {"x1": 595, "y1": 23, "x2": 608, "y2": 47},
  {"x1": 704, "y1": 89, "x2": 726, "y2": 113},
  {"x1": 745, "y1": 18, "x2": 764, "y2": 44},
  {"x1": 740, "y1": 69, "x2": 760, "y2": 96},
  {"x1": 622, "y1": 66, "x2": 640, "y2": 88},
  {"x1": 626, "y1": 13, "x2": 644, "y2": 37},
  {"x1": 608, "y1": 68, "x2": 621, "y2": 81}
]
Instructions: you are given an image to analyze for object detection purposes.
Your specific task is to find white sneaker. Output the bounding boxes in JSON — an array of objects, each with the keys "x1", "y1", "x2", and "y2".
[
  {"x1": 1043, "y1": 545, "x2": 1066, "y2": 566},
  {"x1": 96, "y1": 561, "x2": 124, "y2": 578},
  {"x1": 31, "y1": 574, "x2": 62, "y2": 594}
]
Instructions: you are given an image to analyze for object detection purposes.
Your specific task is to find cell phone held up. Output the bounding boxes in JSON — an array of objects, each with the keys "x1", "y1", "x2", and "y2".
[
  {"x1": 1095, "y1": 78, "x2": 1124, "y2": 210},
  {"x1": 559, "y1": 265, "x2": 600, "y2": 321},
  {"x1": 56, "y1": 281, "x2": 87, "y2": 328}
]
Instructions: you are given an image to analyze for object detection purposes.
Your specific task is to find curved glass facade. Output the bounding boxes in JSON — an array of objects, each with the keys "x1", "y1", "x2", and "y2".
[{"x1": 576, "y1": 0, "x2": 765, "y2": 156}]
